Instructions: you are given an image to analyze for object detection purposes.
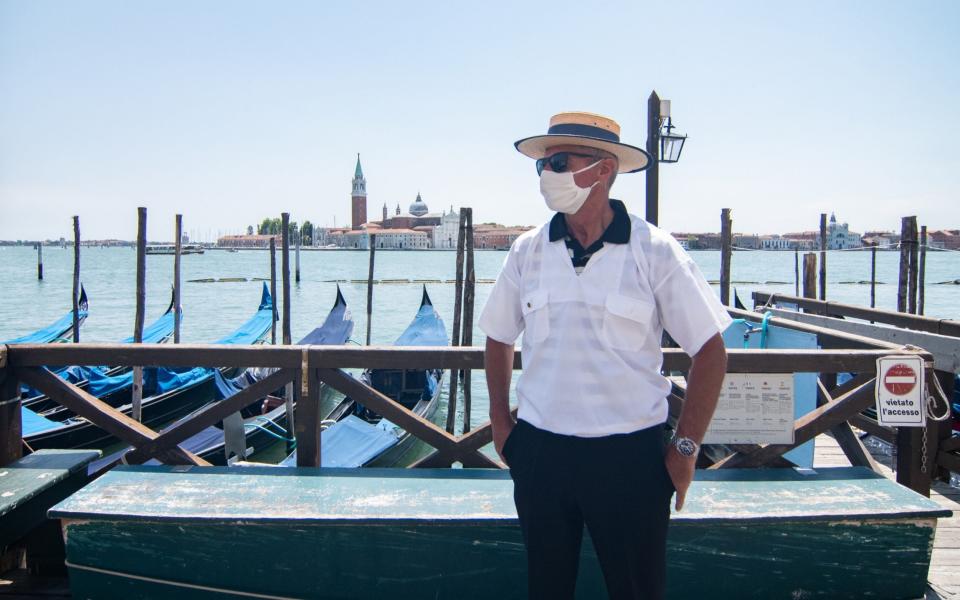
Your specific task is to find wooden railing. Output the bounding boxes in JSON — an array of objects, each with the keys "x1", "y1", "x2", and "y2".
[
  {"x1": 0, "y1": 306, "x2": 948, "y2": 496},
  {"x1": 751, "y1": 291, "x2": 959, "y2": 489}
]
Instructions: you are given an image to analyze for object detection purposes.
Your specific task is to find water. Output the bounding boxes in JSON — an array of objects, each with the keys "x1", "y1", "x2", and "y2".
[{"x1": 1, "y1": 245, "x2": 958, "y2": 434}]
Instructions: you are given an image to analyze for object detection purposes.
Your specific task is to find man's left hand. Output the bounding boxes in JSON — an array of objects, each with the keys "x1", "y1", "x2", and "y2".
[{"x1": 664, "y1": 449, "x2": 696, "y2": 511}]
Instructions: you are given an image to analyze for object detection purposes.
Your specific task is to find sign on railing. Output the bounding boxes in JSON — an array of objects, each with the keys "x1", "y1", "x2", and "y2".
[
  {"x1": 876, "y1": 356, "x2": 925, "y2": 427},
  {"x1": 704, "y1": 374, "x2": 795, "y2": 445}
]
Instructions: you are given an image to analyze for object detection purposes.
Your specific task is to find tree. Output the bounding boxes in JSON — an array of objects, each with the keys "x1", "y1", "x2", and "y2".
[
  {"x1": 301, "y1": 221, "x2": 314, "y2": 246},
  {"x1": 247, "y1": 225, "x2": 254, "y2": 235},
  {"x1": 257, "y1": 218, "x2": 282, "y2": 235}
]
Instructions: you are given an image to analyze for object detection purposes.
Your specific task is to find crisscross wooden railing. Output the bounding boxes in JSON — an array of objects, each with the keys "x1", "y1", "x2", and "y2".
[{"x1": 0, "y1": 305, "x2": 945, "y2": 496}]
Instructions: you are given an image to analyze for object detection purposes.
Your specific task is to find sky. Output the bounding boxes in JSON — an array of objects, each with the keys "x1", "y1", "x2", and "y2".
[{"x1": 1, "y1": 0, "x2": 958, "y2": 242}]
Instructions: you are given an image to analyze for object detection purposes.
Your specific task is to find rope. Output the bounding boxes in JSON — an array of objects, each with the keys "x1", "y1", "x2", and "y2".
[
  {"x1": 64, "y1": 561, "x2": 302, "y2": 599},
  {"x1": 926, "y1": 370, "x2": 953, "y2": 422}
]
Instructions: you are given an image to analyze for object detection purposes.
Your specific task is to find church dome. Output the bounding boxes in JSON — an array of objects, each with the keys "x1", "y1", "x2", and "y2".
[{"x1": 409, "y1": 192, "x2": 429, "y2": 217}]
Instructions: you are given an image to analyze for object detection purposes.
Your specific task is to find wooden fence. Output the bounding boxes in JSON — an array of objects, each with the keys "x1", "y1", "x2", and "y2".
[
  {"x1": 0, "y1": 305, "x2": 949, "y2": 496},
  {"x1": 752, "y1": 292, "x2": 959, "y2": 488}
]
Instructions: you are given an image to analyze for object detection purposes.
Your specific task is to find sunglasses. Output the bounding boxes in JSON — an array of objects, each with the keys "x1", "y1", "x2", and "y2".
[{"x1": 535, "y1": 152, "x2": 599, "y2": 176}]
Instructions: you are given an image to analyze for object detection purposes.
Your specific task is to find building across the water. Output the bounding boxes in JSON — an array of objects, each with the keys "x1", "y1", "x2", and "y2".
[{"x1": 826, "y1": 213, "x2": 862, "y2": 249}]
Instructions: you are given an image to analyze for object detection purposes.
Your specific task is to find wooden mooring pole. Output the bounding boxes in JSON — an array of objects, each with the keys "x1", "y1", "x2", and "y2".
[
  {"x1": 72, "y1": 216, "x2": 80, "y2": 343},
  {"x1": 870, "y1": 245, "x2": 877, "y2": 309},
  {"x1": 793, "y1": 249, "x2": 799, "y2": 297},
  {"x1": 819, "y1": 213, "x2": 827, "y2": 301},
  {"x1": 719, "y1": 208, "x2": 732, "y2": 306},
  {"x1": 280, "y1": 213, "x2": 294, "y2": 449},
  {"x1": 0, "y1": 354, "x2": 22, "y2": 465},
  {"x1": 269, "y1": 238, "x2": 277, "y2": 345},
  {"x1": 281, "y1": 213, "x2": 292, "y2": 345},
  {"x1": 295, "y1": 226, "x2": 301, "y2": 284},
  {"x1": 802, "y1": 253, "x2": 817, "y2": 299},
  {"x1": 445, "y1": 210, "x2": 467, "y2": 434},
  {"x1": 908, "y1": 216, "x2": 919, "y2": 315},
  {"x1": 132, "y1": 207, "x2": 147, "y2": 422},
  {"x1": 173, "y1": 214, "x2": 182, "y2": 344},
  {"x1": 366, "y1": 234, "x2": 376, "y2": 346},
  {"x1": 897, "y1": 216, "x2": 911, "y2": 313},
  {"x1": 36, "y1": 242, "x2": 43, "y2": 280},
  {"x1": 462, "y1": 208, "x2": 475, "y2": 434},
  {"x1": 919, "y1": 225, "x2": 927, "y2": 316}
]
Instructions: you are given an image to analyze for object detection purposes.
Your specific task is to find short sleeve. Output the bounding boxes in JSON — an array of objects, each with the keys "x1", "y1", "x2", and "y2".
[
  {"x1": 478, "y1": 245, "x2": 524, "y2": 345},
  {"x1": 653, "y1": 258, "x2": 732, "y2": 356}
]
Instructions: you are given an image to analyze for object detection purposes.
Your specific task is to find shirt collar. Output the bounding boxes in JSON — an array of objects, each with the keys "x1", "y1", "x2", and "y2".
[{"x1": 549, "y1": 199, "x2": 631, "y2": 244}]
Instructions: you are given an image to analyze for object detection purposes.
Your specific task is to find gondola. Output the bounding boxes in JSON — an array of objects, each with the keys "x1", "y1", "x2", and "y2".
[
  {"x1": 281, "y1": 286, "x2": 448, "y2": 468},
  {"x1": 23, "y1": 283, "x2": 276, "y2": 450},
  {"x1": 22, "y1": 290, "x2": 180, "y2": 415},
  {"x1": 86, "y1": 287, "x2": 355, "y2": 472},
  {"x1": 2, "y1": 286, "x2": 88, "y2": 344}
]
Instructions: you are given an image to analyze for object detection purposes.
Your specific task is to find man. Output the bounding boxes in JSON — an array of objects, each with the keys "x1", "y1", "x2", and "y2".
[{"x1": 479, "y1": 112, "x2": 731, "y2": 600}]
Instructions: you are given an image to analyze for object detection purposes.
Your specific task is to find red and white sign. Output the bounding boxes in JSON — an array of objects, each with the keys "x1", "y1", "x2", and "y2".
[
  {"x1": 883, "y1": 363, "x2": 918, "y2": 396},
  {"x1": 876, "y1": 356, "x2": 925, "y2": 427}
]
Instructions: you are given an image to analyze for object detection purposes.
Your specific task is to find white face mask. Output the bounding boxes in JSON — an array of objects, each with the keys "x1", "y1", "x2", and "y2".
[{"x1": 539, "y1": 160, "x2": 601, "y2": 214}]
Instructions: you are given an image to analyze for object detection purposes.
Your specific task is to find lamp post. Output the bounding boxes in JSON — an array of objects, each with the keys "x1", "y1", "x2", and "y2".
[{"x1": 645, "y1": 91, "x2": 688, "y2": 226}]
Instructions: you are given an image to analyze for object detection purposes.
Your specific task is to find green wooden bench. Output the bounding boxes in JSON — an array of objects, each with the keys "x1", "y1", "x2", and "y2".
[
  {"x1": 50, "y1": 465, "x2": 951, "y2": 599},
  {"x1": 1, "y1": 449, "x2": 99, "y2": 573}
]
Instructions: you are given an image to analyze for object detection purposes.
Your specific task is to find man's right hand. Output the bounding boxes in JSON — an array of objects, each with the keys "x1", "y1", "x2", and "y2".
[{"x1": 492, "y1": 417, "x2": 517, "y2": 464}]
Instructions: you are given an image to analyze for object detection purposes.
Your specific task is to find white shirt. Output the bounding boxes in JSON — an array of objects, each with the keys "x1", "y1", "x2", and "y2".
[{"x1": 478, "y1": 210, "x2": 732, "y2": 437}]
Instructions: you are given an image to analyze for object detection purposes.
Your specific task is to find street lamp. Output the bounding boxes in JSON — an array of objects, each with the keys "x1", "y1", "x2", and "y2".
[
  {"x1": 658, "y1": 99, "x2": 687, "y2": 164},
  {"x1": 645, "y1": 91, "x2": 688, "y2": 226}
]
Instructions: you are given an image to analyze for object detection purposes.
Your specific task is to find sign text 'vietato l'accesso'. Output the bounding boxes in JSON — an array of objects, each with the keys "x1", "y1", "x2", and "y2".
[{"x1": 875, "y1": 356, "x2": 925, "y2": 427}]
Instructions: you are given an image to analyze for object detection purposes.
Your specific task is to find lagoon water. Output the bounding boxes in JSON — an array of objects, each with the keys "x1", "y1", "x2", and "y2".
[{"x1": 2, "y1": 245, "x2": 957, "y2": 434}]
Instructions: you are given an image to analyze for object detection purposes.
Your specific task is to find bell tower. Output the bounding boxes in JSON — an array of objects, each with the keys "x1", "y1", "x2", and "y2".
[{"x1": 351, "y1": 154, "x2": 367, "y2": 230}]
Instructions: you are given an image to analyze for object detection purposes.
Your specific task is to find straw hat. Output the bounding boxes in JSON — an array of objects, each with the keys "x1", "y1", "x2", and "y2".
[{"x1": 514, "y1": 111, "x2": 652, "y2": 173}]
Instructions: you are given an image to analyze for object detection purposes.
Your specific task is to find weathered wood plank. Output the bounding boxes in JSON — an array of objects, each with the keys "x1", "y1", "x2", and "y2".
[
  {"x1": 0, "y1": 362, "x2": 21, "y2": 466},
  {"x1": 728, "y1": 306, "x2": 900, "y2": 350},
  {"x1": 0, "y1": 449, "x2": 99, "y2": 548},
  {"x1": 51, "y1": 466, "x2": 950, "y2": 600},
  {"x1": 753, "y1": 292, "x2": 960, "y2": 338},
  {"x1": 295, "y1": 368, "x2": 322, "y2": 467},
  {"x1": 7, "y1": 343, "x2": 908, "y2": 373},
  {"x1": 766, "y1": 307, "x2": 960, "y2": 371},
  {"x1": 15, "y1": 367, "x2": 209, "y2": 467}
]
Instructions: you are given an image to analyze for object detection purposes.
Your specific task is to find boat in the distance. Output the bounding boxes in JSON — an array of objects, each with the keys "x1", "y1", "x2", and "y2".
[
  {"x1": 2, "y1": 286, "x2": 88, "y2": 345},
  {"x1": 145, "y1": 244, "x2": 205, "y2": 255},
  {"x1": 282, "y1": 286, "x2": 448, "y2": 468}
]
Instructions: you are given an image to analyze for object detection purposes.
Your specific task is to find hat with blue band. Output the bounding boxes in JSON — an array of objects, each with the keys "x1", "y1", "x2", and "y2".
[{"x1": 514, "y1": 111, "x2": 652, "y2": 174}]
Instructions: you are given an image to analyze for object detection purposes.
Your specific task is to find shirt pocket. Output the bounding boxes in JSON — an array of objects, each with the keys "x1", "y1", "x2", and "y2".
[
  {"x1": 521, "y1": 290, "x2": 550, "y2": 344},
  {"x1": 602, "y1": 293, "x2": 655, "y2": 351}
]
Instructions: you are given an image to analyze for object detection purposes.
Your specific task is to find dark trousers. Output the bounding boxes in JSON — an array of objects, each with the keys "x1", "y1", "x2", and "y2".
[{"x1": 502, "y1": 419, "x2": 674, "y2": 600}]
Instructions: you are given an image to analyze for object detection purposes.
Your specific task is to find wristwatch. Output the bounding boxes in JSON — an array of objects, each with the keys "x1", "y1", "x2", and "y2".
[{"x1": 671, "y1": 436, "x2": 699, "y2": 458}]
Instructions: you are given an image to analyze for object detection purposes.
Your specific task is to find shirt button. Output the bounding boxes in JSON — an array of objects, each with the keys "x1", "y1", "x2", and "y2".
[{"x1": 526, "y1": 302, "x2": 531, "y2": 308}]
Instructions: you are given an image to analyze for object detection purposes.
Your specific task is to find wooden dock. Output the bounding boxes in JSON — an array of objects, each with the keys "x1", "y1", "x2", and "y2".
[{"x1": 814, "y1": 433, "x2": 959, "y2": 599}]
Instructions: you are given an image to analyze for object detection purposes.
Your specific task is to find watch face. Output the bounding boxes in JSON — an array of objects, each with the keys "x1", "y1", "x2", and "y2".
[{"x1": 675, "y1": 437, "x2": 697, "y2": 457}]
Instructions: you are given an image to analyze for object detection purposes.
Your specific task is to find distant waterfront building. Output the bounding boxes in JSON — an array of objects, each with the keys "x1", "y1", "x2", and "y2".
[
  {"x1": 376, "y1": 193, "x2": 442, "y2": 230},
  {"x1": 351, "y1": 154, "x2": 367, "y2": 230},
  {"x1": 928, "y1": 229, "x2": 960, "y2": 250},
  {"x1": 826, "y1": 213, "x2": 861, "y2": 249},
  {"x1": 372, "y1": 228, "x2": 430, "y2": 249},
  {"x1": 473, "y1": 225, "x2": 534, "y2": 250},
  {"x1": 759, "y1": 235, "x2": 791, "y2": 250},
  {"x1": 432, "y1": 207, "x2": 460, "y2": 249}
]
